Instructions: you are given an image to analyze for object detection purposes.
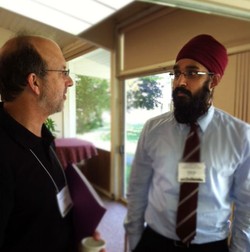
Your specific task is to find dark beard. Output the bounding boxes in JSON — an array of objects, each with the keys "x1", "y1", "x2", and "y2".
[{"x1": 172, "y1": 81, "x2": 212, "y2": 124}]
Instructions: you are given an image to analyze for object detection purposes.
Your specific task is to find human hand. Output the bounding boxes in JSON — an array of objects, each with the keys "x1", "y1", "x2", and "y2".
[{"x1": 93, "y1": 230, "x2": 106, "y2": 252}]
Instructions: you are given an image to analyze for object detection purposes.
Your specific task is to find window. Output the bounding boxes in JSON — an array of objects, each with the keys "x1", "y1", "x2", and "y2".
[{"x1": 68, "y1": 48, "x2": 111, "y2": 150}]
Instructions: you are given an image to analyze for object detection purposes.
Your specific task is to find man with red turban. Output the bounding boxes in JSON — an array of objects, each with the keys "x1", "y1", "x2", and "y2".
[{"x1": 125, "y1": 34, "x2": 250, "y2": 252}]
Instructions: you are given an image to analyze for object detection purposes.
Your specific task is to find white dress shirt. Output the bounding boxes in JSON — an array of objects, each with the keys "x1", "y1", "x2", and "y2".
[{"x1": 124, "y1": 106, "x2": 250, "y2": 252}]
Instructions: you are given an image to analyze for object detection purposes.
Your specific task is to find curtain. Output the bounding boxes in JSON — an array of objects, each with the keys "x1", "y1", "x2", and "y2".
[{"x1": 234, "y1": 51, "x2": 250, "y2": 123}]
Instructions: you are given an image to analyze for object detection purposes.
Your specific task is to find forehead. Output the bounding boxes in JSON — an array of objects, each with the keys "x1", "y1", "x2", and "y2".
[
  {"x1": 174, "y1": 58, "x2": 208, "y2": 71},
  {"x1": 32, "y1": 37, "x2": 66, "y2": 67}
]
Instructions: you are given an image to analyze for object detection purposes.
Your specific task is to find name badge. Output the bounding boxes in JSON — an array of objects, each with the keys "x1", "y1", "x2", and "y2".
[
  {"x1": 178, "y1": 162, "x2": 206, "y2": 183},
  {"x1": 56, "y1": 185, "x2": 73, "y2": 218}
]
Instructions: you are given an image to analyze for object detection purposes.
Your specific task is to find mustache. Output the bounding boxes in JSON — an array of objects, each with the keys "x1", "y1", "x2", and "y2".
[{"x1": 172, "y1": 87, "x2": 192, "y2": 99}]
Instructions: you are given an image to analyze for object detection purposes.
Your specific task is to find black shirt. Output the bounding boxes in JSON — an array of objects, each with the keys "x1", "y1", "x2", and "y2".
[{"x1": 0, "y1": 103, "x2": 73, "y2": 252}]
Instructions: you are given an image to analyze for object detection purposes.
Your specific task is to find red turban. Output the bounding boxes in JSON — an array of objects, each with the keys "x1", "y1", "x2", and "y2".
[{"x1": 176, "y1": 34, "x2": 228, "y2": 76}]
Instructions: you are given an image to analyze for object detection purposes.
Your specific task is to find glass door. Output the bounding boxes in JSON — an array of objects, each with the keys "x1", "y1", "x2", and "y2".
[{"x1": 123, "y1": 73, "x2": 172, "y2": 198}]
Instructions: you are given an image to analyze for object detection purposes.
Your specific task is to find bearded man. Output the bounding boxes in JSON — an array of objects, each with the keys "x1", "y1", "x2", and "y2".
[{"x1": 124, "y1": 34, "x2": 250, "y2": 252}]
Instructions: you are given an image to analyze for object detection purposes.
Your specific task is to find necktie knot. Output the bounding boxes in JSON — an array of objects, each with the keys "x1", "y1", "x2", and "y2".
[{"x1": 190, "y1": 122, "x2": 198, "y2": 132}]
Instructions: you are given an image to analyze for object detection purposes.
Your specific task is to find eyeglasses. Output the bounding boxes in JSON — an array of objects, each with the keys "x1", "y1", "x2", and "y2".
[
  {"x1": 168, "y1": 70, "x2": 214, "y2": 80},
  {"x1": 44, "y1": 69, "x2": 70, "y2": 77}
]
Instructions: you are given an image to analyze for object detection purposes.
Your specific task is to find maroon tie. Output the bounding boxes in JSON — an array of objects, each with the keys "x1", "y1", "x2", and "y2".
[{"x1": 176, "y1": 123, "x2": 200, "y2": 244}]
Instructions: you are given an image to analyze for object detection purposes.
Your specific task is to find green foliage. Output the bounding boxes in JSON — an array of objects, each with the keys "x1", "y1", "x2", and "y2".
[
  {"x1": 76, "y1": 75, "x2": 110, "y2": 134},
  {"x1": 45, "y1": 118, "x2": 58, "y2": 135},
  {"x1": 126, "y1": 123, "x2": 143, "y2": 142},
  {"x1": 127, "y1": 76, "x2": 163, "y2": 111}
]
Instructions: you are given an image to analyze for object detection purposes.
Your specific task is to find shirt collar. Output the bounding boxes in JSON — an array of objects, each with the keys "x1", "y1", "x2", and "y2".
[
  {"x1": 0, "y1": 102, "x2": 54, "y2": 149},
  {"x1": 176, "y1": 106, "x2": 215, "y2": 133},
  {"x1": 197, "y1": 106, "x2": 214, "y2": 133}
]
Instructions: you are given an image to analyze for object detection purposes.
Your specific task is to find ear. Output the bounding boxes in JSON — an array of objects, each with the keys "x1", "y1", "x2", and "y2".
[
  {"x1": 27, "y1": 73, "x2": 41, "y2": 95},
  {"x1": 209, "y1": 74, "x2": 221, "y2": 90}
]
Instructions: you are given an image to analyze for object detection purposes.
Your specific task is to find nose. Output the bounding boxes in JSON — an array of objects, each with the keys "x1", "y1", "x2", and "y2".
[
  {"x1": 66, "y1": 76, "x2": 74, "y2": 87},
  {"x1": 175, "y1": 73, "x2": 188, "y2": 87}
]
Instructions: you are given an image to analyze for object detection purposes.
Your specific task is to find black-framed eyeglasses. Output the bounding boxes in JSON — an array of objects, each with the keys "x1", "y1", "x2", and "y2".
[
  {"x1": 44, "y1": 69, "x2": 70, "y2": 77},
  {"x1": 168, "y1": 70, "x2": 214, "y2": 80}
]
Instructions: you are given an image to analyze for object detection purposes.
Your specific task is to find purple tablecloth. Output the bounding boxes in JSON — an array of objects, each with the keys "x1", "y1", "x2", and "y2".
[{"x1": 55, "y1": 138, "x2": 98, "y2": 168}]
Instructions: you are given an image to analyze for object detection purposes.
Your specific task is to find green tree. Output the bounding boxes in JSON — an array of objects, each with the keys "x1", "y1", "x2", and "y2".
[
  {"x1": 127, "y1": 76, "x2": 163, "y2": 110},
  {"x1": 76, "y1": 75, "x2": 110, "y2": 134}
]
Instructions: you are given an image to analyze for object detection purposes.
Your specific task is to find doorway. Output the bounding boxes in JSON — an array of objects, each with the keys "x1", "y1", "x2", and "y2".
[{"x1": 122, "y1": 72, "x2": 172, "y2": 197}]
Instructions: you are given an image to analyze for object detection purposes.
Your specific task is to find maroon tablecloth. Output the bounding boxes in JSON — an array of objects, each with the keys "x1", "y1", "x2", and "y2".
[{"x1": 55, "y1": 138, "x2": 98, "y2": 168}]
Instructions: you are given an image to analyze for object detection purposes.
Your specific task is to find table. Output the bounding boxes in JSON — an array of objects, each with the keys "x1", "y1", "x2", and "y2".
[{"x1": 55, "y1": 138, "x2": 98, "y2": 168}]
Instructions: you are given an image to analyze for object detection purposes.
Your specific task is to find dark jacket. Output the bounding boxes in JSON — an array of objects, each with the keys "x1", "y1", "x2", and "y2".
[{"x1": 0, "y1": 103, "x2": 73, "y2": 252}]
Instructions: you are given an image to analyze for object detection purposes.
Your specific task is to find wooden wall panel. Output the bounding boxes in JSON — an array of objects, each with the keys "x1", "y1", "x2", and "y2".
[{"x1": 123, "y1": 9, "x2": 250, "y2": 71}]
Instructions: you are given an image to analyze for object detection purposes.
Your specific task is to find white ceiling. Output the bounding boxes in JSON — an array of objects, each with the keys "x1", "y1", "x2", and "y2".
[
  {"x1": 0, "y1": 0, "x2": 135, "y2": 35},
  {"x1": 69, "y1": 48, "x2": 111, "y2": 79}
]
